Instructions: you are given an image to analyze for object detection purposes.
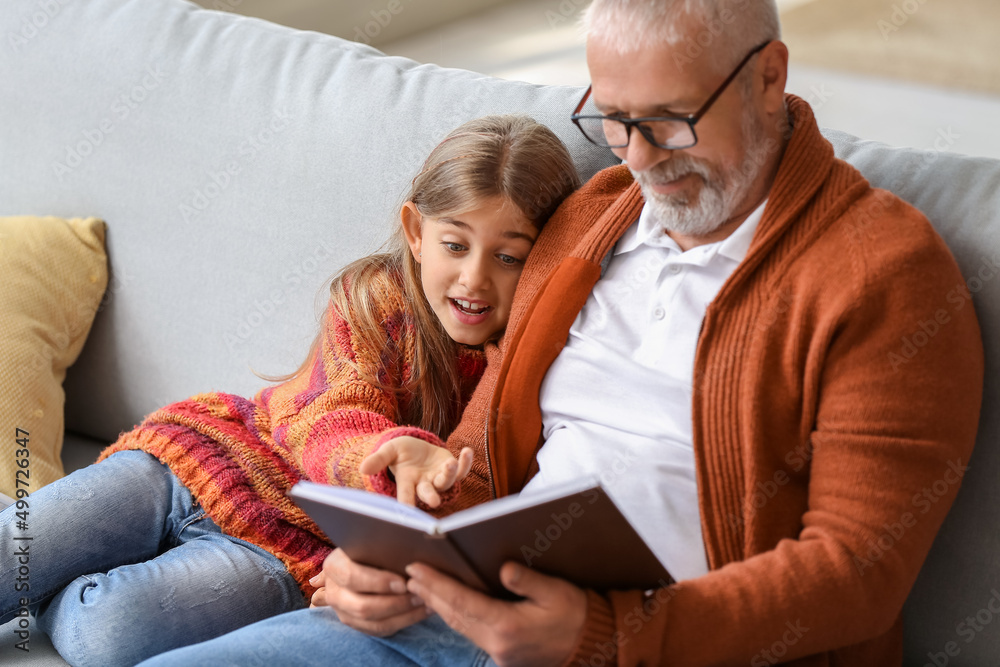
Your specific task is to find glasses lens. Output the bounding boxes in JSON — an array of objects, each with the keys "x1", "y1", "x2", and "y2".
[
  {"x1": 643, "y1": 120, "x2": 696, "y2": 149},
  {"x1": 575, "y1": 117, "x2": 619, "y2": 147},
  {"x1": 576, "y1": 117, "x2": 696, "y2": 149}
]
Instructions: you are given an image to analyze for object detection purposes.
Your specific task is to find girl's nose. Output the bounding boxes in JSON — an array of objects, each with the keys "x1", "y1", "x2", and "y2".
[{"x1": 458, "y1": 254, "x2": 491, "y2": 291}]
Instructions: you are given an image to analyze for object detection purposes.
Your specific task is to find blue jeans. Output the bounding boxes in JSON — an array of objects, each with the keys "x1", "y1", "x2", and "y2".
[
  {"x1": 137, "y1": 608, "x2": 496, "y2": 667},
  {"x1": 0, "y1": 450, "x2": 305, "y2": 667}
]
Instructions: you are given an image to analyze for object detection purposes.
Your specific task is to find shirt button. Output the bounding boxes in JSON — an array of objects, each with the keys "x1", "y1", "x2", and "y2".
[
  {"x1": 669, "y1": 265, "x2": 682, "y2": 274},
  {"x1": 653, "y1": 307, "x2": 666, "y2": 320}
]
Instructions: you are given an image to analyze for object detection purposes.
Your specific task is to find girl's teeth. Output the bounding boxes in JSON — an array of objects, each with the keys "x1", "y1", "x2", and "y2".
[{"x1": 456, "y1": 299, "x2": 485, "y2": 312}]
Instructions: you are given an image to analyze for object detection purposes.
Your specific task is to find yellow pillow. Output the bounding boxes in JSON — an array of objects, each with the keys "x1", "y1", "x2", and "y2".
[{"x1": 0, "y1": 216, "x2": 108, "y2": 498}]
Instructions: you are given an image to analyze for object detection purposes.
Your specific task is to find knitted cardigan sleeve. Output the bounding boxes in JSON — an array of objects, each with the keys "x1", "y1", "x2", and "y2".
[{"x1": 255, "y1": 274, "x2": 445, "y2": 498}]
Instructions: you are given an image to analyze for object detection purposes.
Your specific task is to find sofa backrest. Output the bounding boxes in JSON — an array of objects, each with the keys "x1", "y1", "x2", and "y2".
[
  {"x1": 2, "y1": 0, "x2": 998, "y2": 663},
  {"x1": 1, "y1": 0, "x2": 619, "y2": 440}
]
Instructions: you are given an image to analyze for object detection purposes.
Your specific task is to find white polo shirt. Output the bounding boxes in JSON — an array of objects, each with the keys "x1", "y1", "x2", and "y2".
[{"x1": 521, "y1": 200, "x2": 765, "y2": 581}]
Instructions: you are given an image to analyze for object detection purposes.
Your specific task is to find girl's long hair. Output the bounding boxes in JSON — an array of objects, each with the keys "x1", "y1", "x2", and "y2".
[{"x1": 273, "y1": 115, "x2": 580, "y2": 437}]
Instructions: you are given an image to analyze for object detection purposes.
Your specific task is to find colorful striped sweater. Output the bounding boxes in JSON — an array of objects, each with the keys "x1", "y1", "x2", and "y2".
[{"x1": 98, "y1": 265, "x2": 485, "y2": 597}]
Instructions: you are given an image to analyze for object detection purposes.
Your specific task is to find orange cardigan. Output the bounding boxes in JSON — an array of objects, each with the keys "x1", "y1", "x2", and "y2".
[{"x1": 447, "y1": 95, "x2": 984, "y2": 666}]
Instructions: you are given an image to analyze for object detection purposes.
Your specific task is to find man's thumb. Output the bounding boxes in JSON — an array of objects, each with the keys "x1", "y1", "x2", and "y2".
[{"x1": 499, "y1": 562, "x2": 552, "y2": 599}]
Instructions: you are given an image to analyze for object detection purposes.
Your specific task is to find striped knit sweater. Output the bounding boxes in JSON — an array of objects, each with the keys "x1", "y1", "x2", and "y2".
[
  {"x1": 447, "y1": 95, "x2": 983, "y2": 665},
  {"x1": 98, "y1": 265, "x2": 485, "y2": 597}
]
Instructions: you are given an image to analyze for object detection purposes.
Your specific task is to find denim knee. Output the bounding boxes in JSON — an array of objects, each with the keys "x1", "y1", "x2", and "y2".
[
  {"x1": 41, "y1": 583, "x2": 143, "y2": 667},
  {"x1": 39, "y1": 536, "x2": 306, "y2": 667}
]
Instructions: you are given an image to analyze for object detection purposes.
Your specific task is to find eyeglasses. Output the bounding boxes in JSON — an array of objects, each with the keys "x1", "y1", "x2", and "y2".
[{"x1": 570, "y1": 41, "x2": 771, "y2": 151}]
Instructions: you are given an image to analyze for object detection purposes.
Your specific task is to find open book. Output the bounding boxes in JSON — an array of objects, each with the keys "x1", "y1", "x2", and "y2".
[{"x1": 289, "y1": 477, "x2": 672, "y2": 599}]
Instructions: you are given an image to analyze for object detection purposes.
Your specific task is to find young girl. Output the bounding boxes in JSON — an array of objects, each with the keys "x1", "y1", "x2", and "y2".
[{"x1": 0, "y1": 114, "x2": 580, "y2": 667}]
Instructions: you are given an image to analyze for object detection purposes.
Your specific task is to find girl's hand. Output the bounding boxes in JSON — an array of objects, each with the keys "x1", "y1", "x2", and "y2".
[{"x1": 360, "y1": 436, "x2": 473, "y2": 507}]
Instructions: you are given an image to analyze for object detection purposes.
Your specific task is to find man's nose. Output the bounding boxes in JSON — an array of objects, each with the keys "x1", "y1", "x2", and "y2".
[{"x1": 624, "y1": 126, "x2": 672, "y2": 173}]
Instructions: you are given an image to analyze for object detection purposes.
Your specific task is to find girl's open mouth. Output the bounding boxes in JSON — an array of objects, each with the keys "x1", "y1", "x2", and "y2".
[{"x1": 450, "y1": 298, "x2": 492, "y2": 323}]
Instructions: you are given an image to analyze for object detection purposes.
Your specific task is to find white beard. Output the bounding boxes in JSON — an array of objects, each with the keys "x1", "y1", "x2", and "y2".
[{"x1": 630, "y1": 107, "x2": 769, "y2": 238}]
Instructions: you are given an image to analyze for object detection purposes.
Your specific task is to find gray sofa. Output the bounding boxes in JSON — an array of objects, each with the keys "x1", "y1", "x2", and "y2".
[{"x1": 1, "y1": 0, "x2": 998, "y2": 664}]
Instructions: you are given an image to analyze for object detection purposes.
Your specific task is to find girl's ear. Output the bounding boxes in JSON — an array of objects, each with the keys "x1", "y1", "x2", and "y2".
[{"x1": 400, "y1": 201, "x2": 423, "y2": 263}]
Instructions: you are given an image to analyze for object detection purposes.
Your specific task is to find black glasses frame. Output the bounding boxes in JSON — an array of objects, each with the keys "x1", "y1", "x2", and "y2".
[{"x1": 570, "y1": 40, "x2": 772, "y2": 151}]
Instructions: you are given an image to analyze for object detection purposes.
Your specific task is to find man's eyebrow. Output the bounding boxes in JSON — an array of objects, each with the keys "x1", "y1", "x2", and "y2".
[
  {"x1": 591, "y1": 98, "x2": 617, "y2": 114},
  {"x1": 438, "y1": 217, "x2": 536, "y2": 243},
  {"x1": 592, "y1": 98, "x2": 691, "y2": 116}
]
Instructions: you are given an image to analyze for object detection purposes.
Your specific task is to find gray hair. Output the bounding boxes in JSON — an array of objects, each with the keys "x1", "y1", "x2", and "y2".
[{"x1": 582, "y1": 0, "x2": 781, "y2": 75}]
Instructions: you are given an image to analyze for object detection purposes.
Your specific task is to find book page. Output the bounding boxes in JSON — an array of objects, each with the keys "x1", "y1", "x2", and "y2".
[
  {"x1": 437, "y1": 476, "x2": 600, "y2": 532},
  {"x1": 290, "y1": 481, "x2": 436, "y2": 532},
  {"x1": 447, "y1": 481, "x2": 672, "y2": 594}
]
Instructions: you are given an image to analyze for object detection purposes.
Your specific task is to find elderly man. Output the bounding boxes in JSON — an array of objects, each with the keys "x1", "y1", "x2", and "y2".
[{"x1": 142, "y1": 0, "x2": 983, "y2": 665}]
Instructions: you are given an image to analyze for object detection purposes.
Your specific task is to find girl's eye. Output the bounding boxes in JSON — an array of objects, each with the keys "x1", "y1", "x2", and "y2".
[
  {"x1": 444, "y1": 242, "x2": 466, "y2": 253},
  {"x1": 497, "y1": 254, "x2": 522, "y2": 266}
]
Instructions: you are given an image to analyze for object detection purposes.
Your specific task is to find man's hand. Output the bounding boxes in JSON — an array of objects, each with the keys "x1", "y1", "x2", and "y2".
[
  {"x1": 405, "y1": 561, "x2": 587, "y2": 667},
  {"x1": 360, "y1": 436, "x2": 473, "y2": 507},
  {"x1": 309, "y1": 548, "x2": 431, "y2": 636}
]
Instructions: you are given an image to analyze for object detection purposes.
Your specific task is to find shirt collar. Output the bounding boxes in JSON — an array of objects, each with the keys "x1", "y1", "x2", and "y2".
[
  {"x1": 717, "y1": 200, "x2": 766, "y2": 263},
  {"x1": 615, "y1": 198, "x2": 768, "y2": 265}
]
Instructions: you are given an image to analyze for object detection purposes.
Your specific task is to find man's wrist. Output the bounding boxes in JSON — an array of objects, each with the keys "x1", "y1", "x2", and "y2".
[{"x1": 560, "y1": 590, "x2": 619, "y2": 667}]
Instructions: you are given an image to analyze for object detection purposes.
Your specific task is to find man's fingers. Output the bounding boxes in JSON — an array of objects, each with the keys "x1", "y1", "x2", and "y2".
[
  {"x1": 405, "y1": 563, "x2": 499, "y2": 634},
  {"x1": 336, "y1": 602, "x2": 433, "y2": 637},
  {"x1": 328, "y1": 585, "x2": 425, "y2": 621},
  {"x1": 406, "y1": 561, "x2": 588, "y2": 665},
  {"x1": 327, "y1": 548, "x2": 408, "y2": 595},
  {"x1": 319, "y1": 548, "x2": 439, "y2": 637},
  {"x1": 498, "y1": 562, "x2": 565, "y2": 603}
]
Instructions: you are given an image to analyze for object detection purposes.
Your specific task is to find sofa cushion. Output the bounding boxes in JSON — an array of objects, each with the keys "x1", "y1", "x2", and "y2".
[
  {"x1": 60, "y1": 430, "x2": 112, "y2": 476},
  {"x1": 0, "y1": 613, "x2": 63, "y2": 665},
  {"x1": 0, "y1": 216, "x2": 108, "y2": 497}
]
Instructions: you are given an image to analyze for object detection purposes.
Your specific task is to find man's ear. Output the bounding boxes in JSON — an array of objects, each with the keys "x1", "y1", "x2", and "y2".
[
  {"x1": 757, "y1": 40, "x2": 789, "y2": 116},
  {"x1": 400, "y1": 202, "x2": 423, "y2": 263}
]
